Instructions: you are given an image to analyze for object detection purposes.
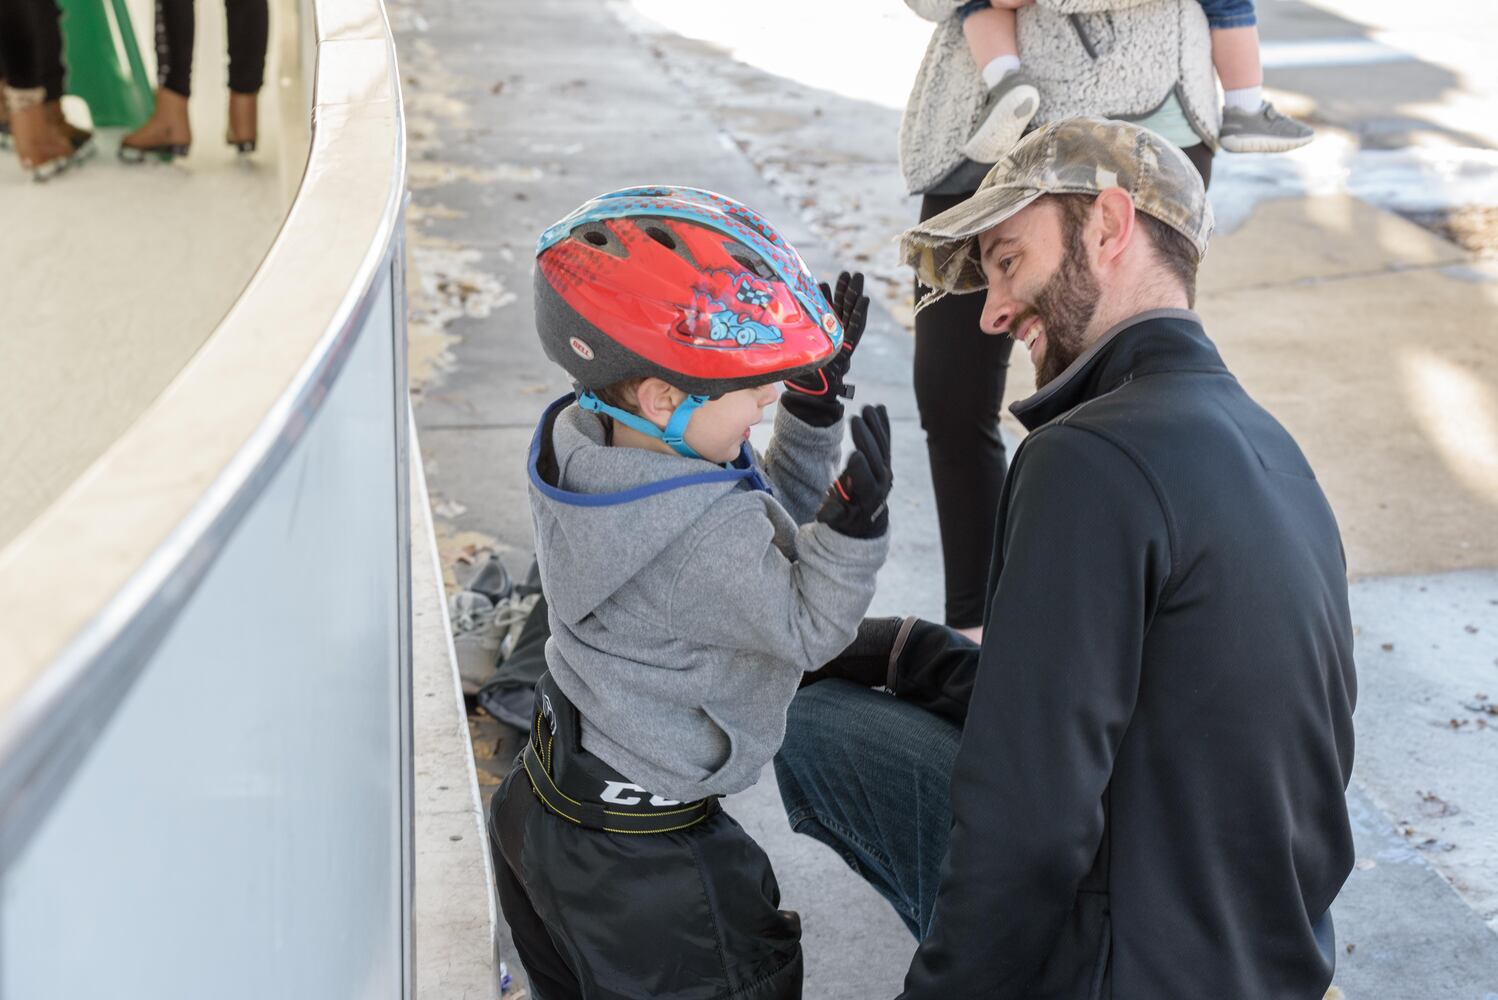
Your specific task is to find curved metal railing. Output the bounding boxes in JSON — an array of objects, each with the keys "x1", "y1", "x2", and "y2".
[{"x1": 0, "y1": 0, "x2": 410, "y2": 992}]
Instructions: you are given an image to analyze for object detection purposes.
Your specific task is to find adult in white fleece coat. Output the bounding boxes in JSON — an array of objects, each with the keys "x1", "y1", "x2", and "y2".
[
  {"x1": 900, "y1": 0, "x2": 1219, "y2": 637},
  {"x1": 901, "y1": 0, "x2": 1221, "y2": 194}
]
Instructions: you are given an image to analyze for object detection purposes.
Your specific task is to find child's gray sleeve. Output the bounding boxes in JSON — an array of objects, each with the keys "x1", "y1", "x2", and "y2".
[
  {"x1": 666, "y1": 504, "x2": 888, "y2": 670},
  {"x1": 757, "y1": 405, "x2": 843, "y2": 526}
]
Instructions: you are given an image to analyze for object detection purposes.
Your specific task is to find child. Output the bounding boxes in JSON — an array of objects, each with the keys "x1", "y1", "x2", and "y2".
[
  {"x1": 958, "y1": 0, "x2": 1313, "y2": 162},
  {"x1": 489, "y1": 185, "x2": 893, "y2": 999}
]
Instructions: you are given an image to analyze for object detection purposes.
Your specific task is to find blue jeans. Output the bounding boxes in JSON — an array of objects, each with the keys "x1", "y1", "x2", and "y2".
[
  {"x1": 1198, "y1": 0, "x2": 1256, "y2": 30},
  {"x1": 772, "y1": 681, "x2": 962, "y2": 938}
]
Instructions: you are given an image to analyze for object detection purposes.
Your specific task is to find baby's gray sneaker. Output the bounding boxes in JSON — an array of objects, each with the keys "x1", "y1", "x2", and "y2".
[
  {"x1": 962, "y1": 70, "x2": 1039, "y2": 163},
  {"x1": 1218, "y1": 101, "x2": 1314, "y2": 153}
]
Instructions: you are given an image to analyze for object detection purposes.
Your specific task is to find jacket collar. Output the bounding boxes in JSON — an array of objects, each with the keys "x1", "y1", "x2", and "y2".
[{"x1": 1009, "y1": 309, "x2": 1226, "y2": 430}]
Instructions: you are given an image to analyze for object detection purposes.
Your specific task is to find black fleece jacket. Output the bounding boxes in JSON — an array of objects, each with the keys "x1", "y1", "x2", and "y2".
[{"x1": 894, "y1": 310, "x2": 1357, "y2": 1000}]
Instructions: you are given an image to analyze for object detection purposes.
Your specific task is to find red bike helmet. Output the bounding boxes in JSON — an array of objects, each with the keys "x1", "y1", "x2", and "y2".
[{"x1": 534, "y1": 186, "x2": 843, "y2": 398}]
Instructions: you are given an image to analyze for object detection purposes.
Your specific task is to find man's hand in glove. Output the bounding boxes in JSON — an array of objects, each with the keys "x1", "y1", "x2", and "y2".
[
  {"x1": 800, "y1": 615, "x2": 914, "y2": 689},
  {"x1": 781, "y1": 271, "x2": 871, "y2": 428},
  {"x1": 800, "y1": 617, "x2": 980, "y2": 723},
  {"x1": 816, "y1": 404, "x2": 893, "y2": 539}
]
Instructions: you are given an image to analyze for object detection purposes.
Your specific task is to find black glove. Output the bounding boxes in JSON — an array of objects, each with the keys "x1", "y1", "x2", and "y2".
[
  {"x1": 816, "y1": 404, "x2": 892, "y2": 539},
  {"x1": 800, "y1": 616, "x2": 911, "y2": 689},
  {"x1": 781, "y1": 271, "x2": 870, "y2": 428}
]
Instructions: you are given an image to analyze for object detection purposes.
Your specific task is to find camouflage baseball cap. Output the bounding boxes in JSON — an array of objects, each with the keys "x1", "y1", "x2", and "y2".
[{"x1": 900, "y1": 116, "x2": 1213, "y2": 297}]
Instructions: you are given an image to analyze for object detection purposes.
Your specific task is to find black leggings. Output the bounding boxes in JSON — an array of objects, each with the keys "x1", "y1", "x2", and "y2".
[
  {"x1": 153, "y1": 0, "x2": 268, "y2": 97},
  {"x1": 913, "y1": 191, "x2": 1015, "y2": 629},
  {"x1": 0, "y1": 0, "x2": 64, "y2": 97},
  {"x1": 912, "y1": 143, "x2": 1212, "y2": 629}
]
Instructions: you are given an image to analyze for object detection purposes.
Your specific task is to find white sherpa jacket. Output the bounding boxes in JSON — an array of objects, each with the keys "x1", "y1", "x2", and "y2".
[{"x1": 900, "y1": 0, "x2": 1221, "y2": 194}]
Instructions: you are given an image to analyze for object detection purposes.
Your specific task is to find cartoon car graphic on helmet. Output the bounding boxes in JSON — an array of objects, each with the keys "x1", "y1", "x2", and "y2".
[{"x1": 675, "y1": 270, "x2": 786, "y2": 350}]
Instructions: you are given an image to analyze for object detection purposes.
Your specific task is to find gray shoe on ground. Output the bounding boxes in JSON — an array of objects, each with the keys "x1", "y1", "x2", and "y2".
[
  {"x1": 1218, "y1": 101, "x2": 1314, "y2": 153},
  {"x1": 962, "y1": 70, "x2": 1040, "y2": 163}
]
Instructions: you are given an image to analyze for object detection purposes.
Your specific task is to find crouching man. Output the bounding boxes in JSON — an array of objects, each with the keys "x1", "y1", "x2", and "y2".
[{"x1": 778, "y1": 117, "x2": 1357, "y2": 1000}]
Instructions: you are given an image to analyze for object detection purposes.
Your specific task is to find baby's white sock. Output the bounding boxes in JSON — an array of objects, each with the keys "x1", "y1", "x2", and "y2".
[
  {"x1": 981, "y1": 55, "x2": 1022, "y2": 89},
  {"x1": 1223, "y1": 85, "x2": 1264, "y2": 112}
]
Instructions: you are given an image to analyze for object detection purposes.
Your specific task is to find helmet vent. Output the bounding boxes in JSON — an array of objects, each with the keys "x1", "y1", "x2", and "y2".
[
  {"x1": 726, "y1": 244, "x2": 776, "y2": 281},
  {"x1": 644, "y1": 226, "x2": 678, "y2": 251},
  {"x1": 572, "y1": 222, "x2": 627, "y2": 257}
]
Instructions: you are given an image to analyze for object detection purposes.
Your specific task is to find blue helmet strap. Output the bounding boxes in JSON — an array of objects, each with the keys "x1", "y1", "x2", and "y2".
[
  {"x1": 577, "y1": 391, "x2": 711, "y2": 462},
  {"x1": 660, "y1": 394, "x2": 707, "y2": 455}
]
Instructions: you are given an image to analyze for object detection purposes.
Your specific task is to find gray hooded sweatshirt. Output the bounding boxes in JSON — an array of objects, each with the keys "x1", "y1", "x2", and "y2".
[{"x1": 527, "y1": 393, "x2": 888, "y2": 804}]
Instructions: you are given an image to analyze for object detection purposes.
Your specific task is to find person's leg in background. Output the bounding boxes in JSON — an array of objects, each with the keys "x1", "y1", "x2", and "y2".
[
  {"x1": 0, "y1": 0, "x2": 25, "y2": 144},
  {"x1": 31, "y1": 0, "x2": 92, "y2": 156},
  {"x1": 956, "y1": 0, "x2": 1038, "y2": 163},
  {"x1": 1201, "y1": 0, "x2": 1313, "y2": 152},
  {"x1": 32, "y1": 0, "x2": 62, "y2": 104},
  {"x1": 120, "y1": 0, "x2": 194, "y2": 159},
  {"x1": 913, "y1": 191, "x2": 1013, "y2": 640},
  {"x1": 0, "y1": 0, "x2": 39, "y2": 84},
  {"x1": 152, "y1": 0, "x2": 193, "y2": 99},
  {"x1": 1202, "y1": 0, "x2": 1263, "y2": 106},
  {"x1": 0, "y1": 0, "x2": 74, "y2": 177},
  {"x1": 1181, "y1": 142, "x2": 1213, "y2": 189},
  {"x1": 223, "y1": 0, "x2": 267, "y2": 150},
  {"x1": 774, "y1": 680, "x2": 960, "y2": 937}
]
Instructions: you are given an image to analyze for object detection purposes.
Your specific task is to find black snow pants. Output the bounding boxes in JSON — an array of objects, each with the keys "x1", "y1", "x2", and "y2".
[{"x1": 489, "y1": 673, "x2": 803, "y2": 1000}]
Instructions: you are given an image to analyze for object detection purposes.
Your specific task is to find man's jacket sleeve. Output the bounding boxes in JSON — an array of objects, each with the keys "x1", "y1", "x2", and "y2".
[{"x1": 899, "y1": 426, "x2": 1173, "y2": 1000}]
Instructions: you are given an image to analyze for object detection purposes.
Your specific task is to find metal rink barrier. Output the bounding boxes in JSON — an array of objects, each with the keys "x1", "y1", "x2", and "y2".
[{"x1": 0, "y1": 0, "x2": 410, "y2": 993}]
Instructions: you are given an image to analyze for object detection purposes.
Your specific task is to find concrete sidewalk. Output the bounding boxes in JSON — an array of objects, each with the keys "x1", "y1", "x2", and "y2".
[{"x1": 391, "y1": 0, "x2": 1498, "y2": 995}]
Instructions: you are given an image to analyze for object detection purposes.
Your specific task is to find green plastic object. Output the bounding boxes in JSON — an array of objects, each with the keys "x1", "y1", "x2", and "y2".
[{"x1": 57, "y1": 0, "x2": 154, "y2": 128}]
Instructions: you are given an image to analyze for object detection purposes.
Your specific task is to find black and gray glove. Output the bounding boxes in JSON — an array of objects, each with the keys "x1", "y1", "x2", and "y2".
[
  {"x1": 781, "y1": 271, "x2": 870, "y2": 428},
  {"x1": 815, "y1": 403, "x2": 892, "y2": 539}
]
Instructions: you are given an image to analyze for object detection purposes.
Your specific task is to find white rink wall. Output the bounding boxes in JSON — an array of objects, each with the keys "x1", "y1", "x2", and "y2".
[{"x1": 0, "y1": 0, "x2": 421, "y2": 992}]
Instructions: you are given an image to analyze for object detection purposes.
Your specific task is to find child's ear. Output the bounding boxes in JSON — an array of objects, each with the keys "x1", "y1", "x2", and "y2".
[{"x1": 635, "y1": 378, "x2": 685, "y2": 428}]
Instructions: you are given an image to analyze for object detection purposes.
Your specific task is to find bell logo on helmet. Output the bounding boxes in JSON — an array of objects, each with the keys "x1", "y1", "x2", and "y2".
[
  {"x1": 822, "y1": 312, "x2": 837, "y2": 334},
  {"x1": 569, "y1": 337, "x2": 595, "y2": 361}
]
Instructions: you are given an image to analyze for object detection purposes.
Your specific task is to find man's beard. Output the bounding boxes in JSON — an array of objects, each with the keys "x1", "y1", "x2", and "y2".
[{"x1": 1015, "y1": 224, "x2": 1100, "y2": 388}]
